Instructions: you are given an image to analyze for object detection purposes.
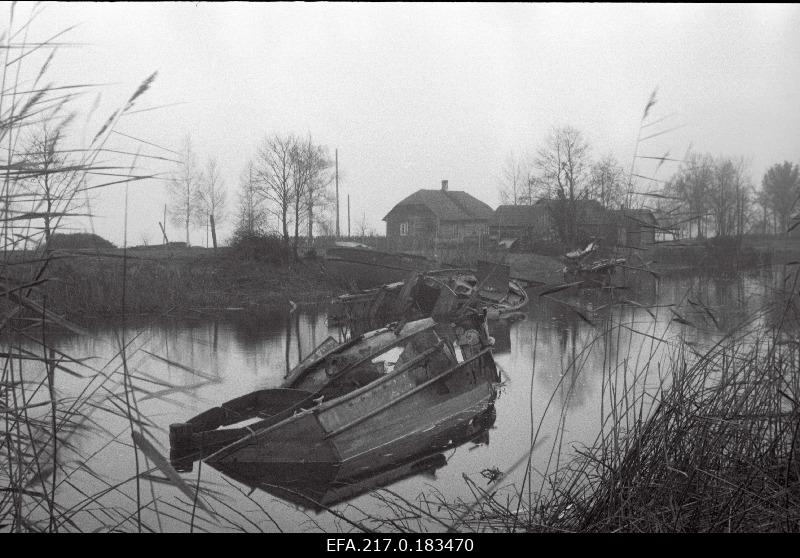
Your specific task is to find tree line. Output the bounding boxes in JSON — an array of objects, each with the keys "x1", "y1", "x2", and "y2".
[
  {"x1": 167, "y1": 133, "x2": 335, "y2": 257},
  {"x1": 660, "y1": 156, "x2": 800, "y2": 238},
  {"x1": 499, "y1": 125, "x2": 800, "y2": 243}
]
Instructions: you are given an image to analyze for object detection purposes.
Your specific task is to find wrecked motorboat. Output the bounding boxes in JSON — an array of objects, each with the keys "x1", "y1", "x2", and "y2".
[{"x1": 169, "y1": 310, "x2": 500, "y2": 485}]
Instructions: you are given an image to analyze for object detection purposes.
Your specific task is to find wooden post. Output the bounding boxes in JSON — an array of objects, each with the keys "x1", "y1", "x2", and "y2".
[{"x1": 335, "y1": 149, "x2": 339, "y2": 238}]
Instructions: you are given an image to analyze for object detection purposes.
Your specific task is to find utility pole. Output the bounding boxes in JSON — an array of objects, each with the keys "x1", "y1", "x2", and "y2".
[
  {"x1": 335, "y1": 149, "x2": 339, "y2": 238},
  {"x1": 347, "y1": 194, "x2": 351, "y2": 239}
]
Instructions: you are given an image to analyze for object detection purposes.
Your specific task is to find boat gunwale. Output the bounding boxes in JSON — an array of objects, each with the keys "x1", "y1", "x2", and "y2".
[
  {"x1": 322, "y1": 346, "x2": 495, "y2": 440},
  {"x1": 284, "y1": 317, "x2": 436, "y2": 387}
]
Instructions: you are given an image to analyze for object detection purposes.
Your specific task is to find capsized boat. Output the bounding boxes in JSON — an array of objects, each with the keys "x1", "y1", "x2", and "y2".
[{"x1": 169, "y1": 309, "x2": 500, "y2": 479}]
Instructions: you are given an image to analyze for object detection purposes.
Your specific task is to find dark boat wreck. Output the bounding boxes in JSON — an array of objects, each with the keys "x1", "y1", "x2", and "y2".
[
  {"x1": 212, "y1": 405, "x2": 496, "y2": 511},
  {"x1": 324, "y1": 244, "x2": 437, "y2": 290},
  {"x1": 562, "y1": 241, "x2": 626, "y2": 287},
  {"x1": 328, "y1": 261, "x2": 529, "y2": 327},
  {"x1": 169, "y1": 308, "x2": 501, "y2": 501}
]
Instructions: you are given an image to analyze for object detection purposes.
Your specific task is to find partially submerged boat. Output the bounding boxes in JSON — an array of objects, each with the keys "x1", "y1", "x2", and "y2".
[
  {"x1": 169, "y1": 310, "x2": 500, "y2": 487},
  {"x1": 562, "y1": 241, "x2": 626, "y2": 287},
  {"x1": 209, "y1": 405, "x2": 496, "y2": 511},
  {"x1": 328, "y1": 261, "x2": 529, "y2": 327}
]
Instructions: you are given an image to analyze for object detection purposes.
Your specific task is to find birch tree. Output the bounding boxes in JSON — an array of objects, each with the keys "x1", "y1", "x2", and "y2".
[
  {"x1": 167, "y1": 135, "x2": 200, "y2": 245},
  {"x1": 195, "y1": 157, "x2": 227, "y2": 249},
  {"x1": 498, "y1": 151, "x2": 529, "y2": 206},
  {"x1": 234, "y1": 160, "x2": 269, "y2": 237}
]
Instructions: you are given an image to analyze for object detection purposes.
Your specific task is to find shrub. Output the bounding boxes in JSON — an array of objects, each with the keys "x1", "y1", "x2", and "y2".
[
  {"x1": 228, "y1": 229, "x2": 289, "y2": 264},
  {"x1": 46, "y1": 232, "x2": 116, "y2": 251}
]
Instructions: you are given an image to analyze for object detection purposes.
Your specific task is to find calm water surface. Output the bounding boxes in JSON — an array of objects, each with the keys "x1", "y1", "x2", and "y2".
[{"x1": 14, "y1": 267, "x2": 788, "y2": 531}]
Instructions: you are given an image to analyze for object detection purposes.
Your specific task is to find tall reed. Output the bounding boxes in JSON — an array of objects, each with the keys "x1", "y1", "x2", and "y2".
[{"x1": 0, "y1": 5, "x2": 268, "y2": 533}]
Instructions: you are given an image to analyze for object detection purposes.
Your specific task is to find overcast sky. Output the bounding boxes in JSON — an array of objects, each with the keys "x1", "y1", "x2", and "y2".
[{"x1": 13, "y1": 2, "x2": 800, "y2": 246}]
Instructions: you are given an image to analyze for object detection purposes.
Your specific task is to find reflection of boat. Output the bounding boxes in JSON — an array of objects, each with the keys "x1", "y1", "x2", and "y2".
[
  {"x1": 170, "y1": 310, "x2": 500, "y2": 482},
  {"x1": 328, "y1": 262, "x2": 529, "y2": 326},
  {"x1": 562, "y1": 241, "x2": 626, "y2": 286},
  {"x1": 215, "y1": 406, "x2": 496, "y2": 511},
  {"x1": 324, "y1": 245, "x2": 437, "y2": 290}
]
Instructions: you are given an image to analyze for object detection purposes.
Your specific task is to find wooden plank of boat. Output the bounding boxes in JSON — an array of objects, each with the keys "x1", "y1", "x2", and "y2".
[
  {"x1": 211, "y1": 403, "x2": 496, "y2": 510},
  {"x1": 186, "y1": 388, "x2": 317, "y2": 430}
]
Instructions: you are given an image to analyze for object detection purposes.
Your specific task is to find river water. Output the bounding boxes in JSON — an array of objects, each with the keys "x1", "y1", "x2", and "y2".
[{"x1": 7, "y1": 266, "x2": 790, "y2": 532}]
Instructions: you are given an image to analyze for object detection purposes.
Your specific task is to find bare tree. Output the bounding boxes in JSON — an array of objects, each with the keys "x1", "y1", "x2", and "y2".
[
  {"x1": 533, "y1": 126, "x2": 592, "y2": 247},
  {"x1": 588, "y1": 153, "x2": 626, "y2": 209},
  {"x1": 254, "y1": 133, "x2": 297, "y2": 249},
  {"x1": 167, "y1": 135, "x2": 201, "y2": 245},
  {"x1": 195, "y1": 157, "x2": 227, "y2": 249},
  {"x1": 22, "y1": 123, "x2": 85, "y2": 245},
  {"x1": 707, "y1": 156, "x2": 751, "y2": 237},
  {"x1": 666, "y1": 152, "x2": 714, "y2": 238},
  {"x1": 498, "y1": 151, "x2": 529, "y2": 206},
  {"x1": 234, "y1": 160, "x2": 269, "y2": 237},
  {"x1": 354, "y1": 211, "x2": 374, "y2": 237},
  {"x1": 291, "y1": 137, "x2": 332, "y2": 251},
  {"x1": 289, "y1": 138, "x2": 312, "y2": 259}
]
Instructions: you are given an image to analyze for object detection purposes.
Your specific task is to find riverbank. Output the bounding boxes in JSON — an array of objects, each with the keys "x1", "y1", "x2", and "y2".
[{"x1": 6, "y1": 245, "x2": 339, "y2": 323}]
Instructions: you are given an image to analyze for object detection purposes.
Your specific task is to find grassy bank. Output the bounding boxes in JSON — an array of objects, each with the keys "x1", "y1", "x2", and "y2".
[{"x1": 6, "y1": 245, "x2": 338, "y2": 322}]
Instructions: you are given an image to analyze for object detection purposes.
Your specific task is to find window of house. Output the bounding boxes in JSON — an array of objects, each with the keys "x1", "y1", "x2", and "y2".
[{"x1": 399, "y1": 222, "x2": 409, "y2": 236}]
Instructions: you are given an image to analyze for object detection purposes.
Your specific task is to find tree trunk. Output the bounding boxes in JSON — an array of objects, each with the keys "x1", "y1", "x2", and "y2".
[
  {"x1": 210, "y1": 213, "x2": 217, "y2": 250},
  {"x1": 293, "y1": 201, "x2": 300, "y2": 261},
  {"x1": 282, "y1": 208, "x2": 289, "y2": 247}
]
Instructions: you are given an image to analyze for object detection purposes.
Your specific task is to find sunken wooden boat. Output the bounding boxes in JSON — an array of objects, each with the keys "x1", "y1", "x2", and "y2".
[
  {"x1": 324, "y1": 244, "x2": 437, "y2": 290},
  {"x1": 169, "y1": 310, "x2": 500, "y2": 482},
  {"x1": 328, "y1": 261, "x2": 529, "y2": 326},
  {"x1": 210, "y1": 405, "x2": 496, "y2": 511}
]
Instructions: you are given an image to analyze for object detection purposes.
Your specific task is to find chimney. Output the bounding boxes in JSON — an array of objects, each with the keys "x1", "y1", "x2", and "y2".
[{"x1": 441, "y1": 179, "x2": 448, "y2": 192}]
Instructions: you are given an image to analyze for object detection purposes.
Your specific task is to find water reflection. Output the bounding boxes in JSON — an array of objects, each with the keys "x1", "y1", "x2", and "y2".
[{"x1": 2, "y1": 267, "x2": 789, "y2": 531}]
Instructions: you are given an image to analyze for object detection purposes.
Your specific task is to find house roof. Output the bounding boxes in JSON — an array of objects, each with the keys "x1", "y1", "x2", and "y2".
[
  {"x1": 383, "y1": 189, "x2": 494, "y2": 222},
  {"x1": 612, "y1": 208, "x2": 658, "y2": 227},
  {"x1": 534, "y1": 198, "x2": 614, "y2": 224},
  {"x1": 491, "y1": 204, "x2": 549, "y2": 227},
  {"x1": 494, "y1": 201, "x2": 658, "y2": 228}
]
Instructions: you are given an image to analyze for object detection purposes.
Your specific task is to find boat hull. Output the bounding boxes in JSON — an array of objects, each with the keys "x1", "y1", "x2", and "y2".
[
  {"x1": 324, "y1": 247, "x2": 436, "y2": 290},
  {"x1": 205, "y1": 349, "x2": 498, "y2": 476},
  {"x1": 211, "y1": 405, "x2": 496, "y2": 510}
]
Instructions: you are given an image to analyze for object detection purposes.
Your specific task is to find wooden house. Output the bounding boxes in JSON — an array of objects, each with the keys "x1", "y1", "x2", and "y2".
[{"x1": 383, "y1": 181, "x2": 494, "y2": 251}]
